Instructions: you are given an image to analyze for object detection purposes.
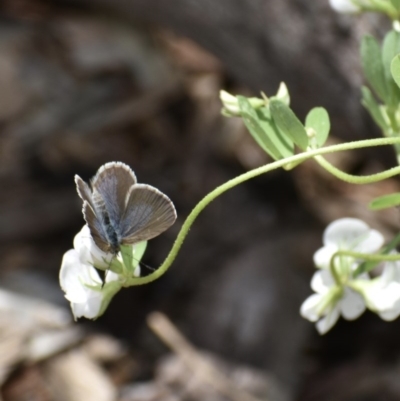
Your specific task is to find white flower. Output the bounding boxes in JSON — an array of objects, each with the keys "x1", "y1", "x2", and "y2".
[
  {"x1": 74, "y1": 225, "x2": 113, "y2": 270},
  {"x1": 59, "y1": 249, "x2": 121, "y2": 320},
  {"x1": 329, "y1": 0, "x2": 362, "y2": 13},
  {"x1": 301, "y1": 218, "x2": 385, "y2": 334},
  {"x1": 73, "y1": 225, "x2": 141, "y2": 277},
  {"x1": 220, "y1": 90, "x2": 241, "y2": 116},
  {"x1": 60, "y1": 226, "x2": 147, "y2": 319},
  {"x1": 313, "y1": 218, "x2": 384, "y2": 270},
  {"x1": 219, "y1": 90, "x2": 265, "y2": 117},
  {"x1": 301, "y1": 270, "x2": 367, "y2": 334},
  {"x1": 360, "y1": 256, "x2": 400, "y2": 321}
]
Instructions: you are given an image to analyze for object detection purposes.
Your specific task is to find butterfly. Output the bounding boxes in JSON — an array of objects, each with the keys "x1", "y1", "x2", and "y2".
[{"x1": 75, "y1": 162, "x2": 177, "y2": 255}]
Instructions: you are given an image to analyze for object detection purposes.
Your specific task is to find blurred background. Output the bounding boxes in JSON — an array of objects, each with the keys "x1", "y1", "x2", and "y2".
[{"x1": 1, "y1": 1, "x2": 400, "y2": 400}]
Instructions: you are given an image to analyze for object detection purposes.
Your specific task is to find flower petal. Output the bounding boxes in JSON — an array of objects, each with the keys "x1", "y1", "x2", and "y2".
[
  {"x1": 105, "y1": 271, "x2": 120, "y2": 283},
  {"x1": 340, "y1": 287, "x2": 366, "y2": 320},
  {"x1": 322, "y1": 217, "x2": 383, "y2": 256},
  {"x1": 311, "y1": 270, "x2": 335, "y2": 294},
  {"x1": 323, "y1": 218, "x2": 368, "y2": 247},
  {"x1": 71, "y1": 292, "x2": 103, "y2": 320},
  {"x1": 381, "y1": 259, "x2": 400, "y2": 285},
  {"x1": 316, "y1": 306, "x2": 340, "y2": 334},
  {"x1": 352, "y1": 229, "x2": 384, "y2": 254},
  {"x1": 59, "y1": 249, "x2": 102, "y2": 303},
  {"x1": 313, "y1": 244, "x2": 337, "y2": 269},
  {"x1": 378, "y1": 300, "x2": 400, "y2": 321},
  {"x1": 329, "y1": 0, "x2": 361, "y2": 13},
  {"x1": 300, "y1": 293, "x2": 323, "y2": 322},
  {"x1": 365, "y1": 280, "x2": 400, "y2": 311},
  {"x1": 74, "y1": 225, "x2": 113, "y2": 269}
]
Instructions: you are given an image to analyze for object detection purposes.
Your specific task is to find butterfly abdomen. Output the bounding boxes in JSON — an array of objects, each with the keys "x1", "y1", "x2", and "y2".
[{"x1": 103, "y1": 212, "x2": 121, "y2": 254}]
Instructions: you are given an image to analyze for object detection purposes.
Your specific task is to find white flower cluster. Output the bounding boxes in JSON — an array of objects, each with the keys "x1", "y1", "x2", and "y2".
[
  {"x1": 301, "y1": 218, "x2": 400, "y2": 334},
  {"x1": 60, "y1": 226, "x2": 146, "y2": 320}
]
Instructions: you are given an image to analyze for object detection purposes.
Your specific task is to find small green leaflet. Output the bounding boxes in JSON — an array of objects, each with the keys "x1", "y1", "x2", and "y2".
[
  {"x1": 361, "y1": 86, "x2": 389, "y2": 132},
  {"x1": 120, "y1": 241, "x2": 147, "y2": 274},
  {"x1": 305, "y1": 107, "x2": 330, "y2": 147},
  {"x1": 361, "y1": 35, "x2": 389, "y2": 103},
  {"x1": 391, "y1": 54, "x2": 400, "y2": 89},
  {"x1": 269, "y1": 99, "x2": 309, "y2": 150},
  {"x1": 256, "y1": 108, "x2": 294, "y2": 158},
  {"x1": 369, "y1": 192, "x2": 400, "y2": 210},
  {"x1": 237, "y1": 96, "x2": 282, "y2": 160},
  {"x1": 382, "y1": 30, "x2": 400, "y2": 106}
]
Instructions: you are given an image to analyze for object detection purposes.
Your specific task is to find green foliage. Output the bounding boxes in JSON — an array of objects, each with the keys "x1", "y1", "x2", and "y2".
[
  {"x1": 256, "y1": 107, "x2": 294, "y2": 158},
  {"x1": 237, "y1": 96, "x2": 284, "y2": 160},
  {"x1": 391, "y1": 53, "x2": 400, "y2": 89},
  {"x1": 269, "y1": 99, "x2": 309, "y2": 150},
  {"x1": 361, "y1": 86, "x2": 389, "y2": 132},
  {"x1": 390, "y1": 0, "x2": 400, "y2": 11},
  {"x1": 120, "y1": 241, "x2": 147, "y2": 275},
  {"x1": 361, "y1": 35, "x2": 389, "y2": 103},
  {"x1": 382, "y1": 30, "x2": 400, "y2": 106},
  {"x1": 305, "y1": 107, "x2": 331, "y2": 147},
  {"x1": 369, "y1": 192, "x2": 400, "y2": 210}
]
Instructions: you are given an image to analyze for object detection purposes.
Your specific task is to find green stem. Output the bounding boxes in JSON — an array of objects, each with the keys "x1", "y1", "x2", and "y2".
[
  {"x1": 126, "y1": 136, "x2": 400, "y2": 287},
  {"x1": 333, "y1": 249, "x2": 400, "y2": 276},
  {"x1": 366, "y1": 0, "x2": 398, "y2": 19},
  {"x1": 313, "y1": 155, "x2": 400, "y2": 184},
  {"x1": 354, "y1": 231, "x2": 400, "y2": 276},
  {"x1": 329, "y1": 254, "x2": 342, "y2": 285}
]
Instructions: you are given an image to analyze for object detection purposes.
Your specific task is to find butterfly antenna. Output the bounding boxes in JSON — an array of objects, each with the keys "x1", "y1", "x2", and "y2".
[{"x1": 118, "y1": 249, "x2": 156, "y2": 272}]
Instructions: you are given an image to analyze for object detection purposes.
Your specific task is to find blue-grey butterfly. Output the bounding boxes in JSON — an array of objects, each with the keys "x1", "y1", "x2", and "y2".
[{"x1": 75, "y1": 162, "x2": 177, "y2": 255}]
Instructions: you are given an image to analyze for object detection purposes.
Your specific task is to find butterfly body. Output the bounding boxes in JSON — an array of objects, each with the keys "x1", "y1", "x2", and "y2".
[{"x1": 75, "y1": 162, "x2": 176, "y2": 255}]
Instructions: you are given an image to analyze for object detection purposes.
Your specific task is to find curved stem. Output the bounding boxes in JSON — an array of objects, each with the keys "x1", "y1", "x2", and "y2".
[
  {"x1": 335, "y1": 250, "x2": 400, "y2": 262},
  {"x1": 126, "y1": 136, "x2": 400, "y2": 286},
  {"x1": 329, "y1": 253, "x2": 342, "y2": 285},
  {"x1": 313, "y1": 155, "x2": 400, "y2": 184}
]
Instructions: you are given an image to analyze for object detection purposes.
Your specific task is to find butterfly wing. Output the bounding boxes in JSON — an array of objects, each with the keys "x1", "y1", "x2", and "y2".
[
  {"x1": 91, "y1": 162, "x2": 137, "y2": 228},
  {"x1": 120, "y1": 184, "x2": 177, "y2": 244},
  {"x1": 82, "y1": 201, "x2": 110, "y2": 252},
  {"x1": 76, "y1": 174, "x2": 111, "y2": 252},
  {"x1": 75, "y1": 175, "x2": 95, "y2": 209}
]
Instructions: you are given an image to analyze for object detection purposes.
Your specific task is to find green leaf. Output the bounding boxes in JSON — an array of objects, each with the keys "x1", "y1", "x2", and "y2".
[
  {"x1": 133, "y1": 241, "x2": 147, "y2": 265},
  {"x1": 369, "y1": 192, "x2": 400, "y2": 210},
  {"x1": 361, "y1": 35, "x2": 388, "y2": 102},
  {"x1": 305, "y1": 107, "x2": 330, "y2": 147},
  {"x1": 119, "y1": 241, "x2": 146, "y2": 274},
  {"x1": 382, "y1": 30, "x2": 400, "y2": 105},
  {"x1": 390, "y1": 0, "x2": 400, "y2": 10},
  {"x1": 361, "y1": 86, "x2": 389, "y2": 132},
  {"x1": 237, "y1": 96, "x2": 282, "y2": 160},
  {"x1": 391, "y1": 53, "x2": 400, "y2": 89},
  {"x1": 269, "y1": 99, "x2": 309, "y2": 150},
  {"x1": 257, "y1": 108, "x2": 294, "y2": 158}
]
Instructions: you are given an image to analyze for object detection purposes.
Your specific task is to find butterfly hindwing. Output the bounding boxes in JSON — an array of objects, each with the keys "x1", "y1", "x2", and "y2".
[
  {"x1": 120, "y1": 184, "x2": 177, "y2": 245},
  {"x1": 82, "y1": 201, "x2": 110, "y2": 252}
]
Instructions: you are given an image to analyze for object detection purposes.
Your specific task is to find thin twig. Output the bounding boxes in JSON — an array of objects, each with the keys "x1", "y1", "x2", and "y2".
[{"x1": 147, "y1": 312, "x2": 268, "y2": 401}]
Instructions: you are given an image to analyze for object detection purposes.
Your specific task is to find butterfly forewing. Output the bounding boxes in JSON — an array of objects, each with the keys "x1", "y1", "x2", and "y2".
[
  {"x1": 91, "y1": 162, "x2": 137, "y2": 227},
  {"x1": 120, "y1": 184, "x2": 177, "y2": 244},
  {"x1": 75, "y1": 175, "x2": 95, "y2": 210}
]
